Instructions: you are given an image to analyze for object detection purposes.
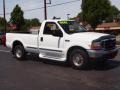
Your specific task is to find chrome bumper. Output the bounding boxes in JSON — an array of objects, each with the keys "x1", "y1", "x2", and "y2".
[{"x1": 87, "y1": 48, "x2": 118, "y2": 59}]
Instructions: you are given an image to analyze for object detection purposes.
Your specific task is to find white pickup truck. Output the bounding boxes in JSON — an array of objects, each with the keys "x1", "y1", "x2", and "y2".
[{"x1": 6, "y1": 20, "x2": 118, "y2": 69}]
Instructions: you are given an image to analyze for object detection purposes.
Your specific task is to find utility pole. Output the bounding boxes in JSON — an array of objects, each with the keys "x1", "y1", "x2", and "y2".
[
  {"x1": 3, "y1": 0, "x2": 6, "y2": 34},
  {"x1": 44, "y1": 0, "x2": 51, "y2": 20},
  {"x1": 44, "y1": 0, "x2": 47, "y2": 20}
]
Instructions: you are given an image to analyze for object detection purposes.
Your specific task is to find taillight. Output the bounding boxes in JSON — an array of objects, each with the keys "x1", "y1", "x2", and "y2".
[{"x1": 91, "y1": 42, "x2": 102, "y2": 50}]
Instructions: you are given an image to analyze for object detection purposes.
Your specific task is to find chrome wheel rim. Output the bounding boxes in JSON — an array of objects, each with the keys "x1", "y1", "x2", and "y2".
[
  {"x1": 72, "y1": 54, "x2": 84, "y2": 67},
  {"x1": 16, "y1": 49, "x2": 22, "y2": 58}
]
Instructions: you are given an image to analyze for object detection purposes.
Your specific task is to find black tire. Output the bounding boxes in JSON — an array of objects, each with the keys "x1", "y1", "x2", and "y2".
[
  {"x1": 68, "y1": 49, "x2": 89, "y2": 69},
  {"x1": 13, "y1": 45, "x2": 26, "y2": 60}
]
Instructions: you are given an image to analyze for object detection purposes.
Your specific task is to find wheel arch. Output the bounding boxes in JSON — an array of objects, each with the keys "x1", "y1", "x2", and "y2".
[
  {"x1": 67, "y1": 46, "x2": 88, "y2": 60},
  {"x1": 12, "y1": 40, "x2": 24, "y2": 53}
]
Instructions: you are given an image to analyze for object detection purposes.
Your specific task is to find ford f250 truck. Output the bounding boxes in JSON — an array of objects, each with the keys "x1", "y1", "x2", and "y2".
[{"x1": 6, "y1": 20, "x2": 118, "y2": 69}]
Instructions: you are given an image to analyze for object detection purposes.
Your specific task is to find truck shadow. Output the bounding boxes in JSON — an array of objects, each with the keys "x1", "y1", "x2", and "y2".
[
  {"x1": 25, "y1": 54, "x2": 69, "y2": 67},
  {"x1": 89, "y1": 59, "x2": 120, "y2": 71},
  {"x1": 25, "y1": 54, "x2": 120, "y2": 71}
]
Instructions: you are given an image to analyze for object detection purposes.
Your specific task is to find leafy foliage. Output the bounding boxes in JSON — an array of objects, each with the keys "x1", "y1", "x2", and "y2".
[
  {"x1": 106, "y1": 5, "x2": 120, "y2": 22},
  {"x1": 10, "y1": 5, "x2": 41, "y2": 32},
  {"x1": 10, "y1": 4, "x2": 25, "y2": 30},
  {"x1": 23, "y1": 18, "x2": 41, "y2": 30},
  {"x1": 30, "y1": 18, "x2": 41, "y2": 27},
  {"x1": 81, "y1": 0, "x2": 120, "y2": 29}
]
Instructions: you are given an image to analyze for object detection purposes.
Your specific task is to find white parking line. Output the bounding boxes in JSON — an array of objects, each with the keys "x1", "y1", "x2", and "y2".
[{"x1": 0, "y1": 50, "x2": 10, "y2": 53}]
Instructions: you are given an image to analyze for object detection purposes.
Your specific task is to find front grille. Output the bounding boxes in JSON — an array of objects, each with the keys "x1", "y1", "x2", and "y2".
[{"x1": 101, "y1": 39, "x2": 116, "y2": 50}]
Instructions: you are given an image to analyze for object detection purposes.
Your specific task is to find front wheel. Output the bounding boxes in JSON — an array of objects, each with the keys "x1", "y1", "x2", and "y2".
[
  {"x1": 69, "y1": 49, "x2": 89, "y2": 69},
  {"x1": 13, "y1": 45, "x2": 26, "y2": 60}
]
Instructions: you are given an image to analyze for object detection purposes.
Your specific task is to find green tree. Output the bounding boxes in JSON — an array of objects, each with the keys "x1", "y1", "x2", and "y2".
[
  {"x1": 10, "y1": 4, "x2": 25, "y2": 30},
  {"x1": 106, "y1": 5, "x2": 120, "y2": 22},
  {"x1": 81, "y1": 0, "x2": 116, "y2": 29},
  {"x1": 20, "y1": 18, "x2": 41, "y2": 31},
  {"x1": 24, "y1": 19, "x2": 31, "y2": 28},
  {"x1": 30, "y1": 18, "x2": 41, "y2": 27}
]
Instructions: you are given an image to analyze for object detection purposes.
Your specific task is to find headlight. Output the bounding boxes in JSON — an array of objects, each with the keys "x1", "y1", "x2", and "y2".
[{"x1": 91, "y1": 42, "x2": 102, "y2": 50}]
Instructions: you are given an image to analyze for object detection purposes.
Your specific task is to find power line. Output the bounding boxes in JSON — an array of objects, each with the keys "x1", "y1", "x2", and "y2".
[
  {"x1": 0, "y1": 0, "x2": 80, "y2": 15},
  {"x1": 24, "y1": 0, "x2": 80, "y2": 12},
  {"x1": 48, "y1": 0, "x2": 80, "y2": 8}
]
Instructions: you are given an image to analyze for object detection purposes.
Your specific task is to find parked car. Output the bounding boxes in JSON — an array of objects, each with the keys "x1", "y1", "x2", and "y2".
[
  {"x1": 0, "y1": 32, "x2": 4, "y2": 44},
  {"x1": 6, "y1": 20, "x2": 118, "y2": 69},
  {"x1": 1, "y1": 34, "x2": 6, "y2": 46},
  {"x1": 0, "y1": 32, "x2": 6, "y2": 45}
]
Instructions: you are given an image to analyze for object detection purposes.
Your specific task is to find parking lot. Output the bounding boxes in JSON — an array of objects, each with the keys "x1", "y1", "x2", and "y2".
[{"x1": 0, "y1": 45, "x2": 120, "y2": 90}]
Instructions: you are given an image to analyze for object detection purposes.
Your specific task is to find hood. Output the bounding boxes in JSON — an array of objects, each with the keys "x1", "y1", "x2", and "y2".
[{"x1": 67, "y1": 32, "x2": 110, "y2": 43}]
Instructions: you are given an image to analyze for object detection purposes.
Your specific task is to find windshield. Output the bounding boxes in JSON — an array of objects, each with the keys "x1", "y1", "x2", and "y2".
[{"x1": 58, "y1": 21, "x2": 86, "y2": 34}]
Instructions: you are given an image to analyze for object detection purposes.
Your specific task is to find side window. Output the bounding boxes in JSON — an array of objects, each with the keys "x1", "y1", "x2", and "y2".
[{"x1": 43, "y1": 22, "x2": 60, "y2": 35}]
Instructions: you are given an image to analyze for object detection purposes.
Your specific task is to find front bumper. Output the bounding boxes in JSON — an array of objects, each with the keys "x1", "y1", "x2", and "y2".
[{"x1": 87, "y1": 48, "x2": 118, "y2": 59}]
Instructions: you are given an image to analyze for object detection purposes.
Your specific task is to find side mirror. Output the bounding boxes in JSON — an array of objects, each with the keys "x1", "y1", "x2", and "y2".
[{"x1": 52, "y1": 30, "x2": 63, "y2": 37}]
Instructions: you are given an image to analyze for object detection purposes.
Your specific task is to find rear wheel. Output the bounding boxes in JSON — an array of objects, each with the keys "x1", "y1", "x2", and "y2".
[
  {"x1": 13, "y1": 45, "x2": 26, "y2": 60},
  {"x1": 68, "y1": 49, "x2": 89, "y2": 69}
]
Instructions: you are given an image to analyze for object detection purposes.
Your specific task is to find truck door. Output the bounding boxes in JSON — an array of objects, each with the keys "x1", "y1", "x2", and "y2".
[{"x1": 39, "y1": 22, "x2": 64, "y2": 59}]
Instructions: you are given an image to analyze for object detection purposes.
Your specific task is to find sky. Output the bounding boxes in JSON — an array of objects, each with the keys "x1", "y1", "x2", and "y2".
[{"x1": 0, "y1": 0, "x2": 120, "y2": 22}]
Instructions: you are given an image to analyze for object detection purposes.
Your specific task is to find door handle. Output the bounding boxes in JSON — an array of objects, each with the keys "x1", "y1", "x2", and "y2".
[{"x1": 41, "y1": 37, "x2": 43, "y2": 42}]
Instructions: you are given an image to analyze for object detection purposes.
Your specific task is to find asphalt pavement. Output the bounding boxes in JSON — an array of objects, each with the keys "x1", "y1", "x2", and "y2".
[{"x1": 0, "y1": 45, "x2": 120, "y2": 90}]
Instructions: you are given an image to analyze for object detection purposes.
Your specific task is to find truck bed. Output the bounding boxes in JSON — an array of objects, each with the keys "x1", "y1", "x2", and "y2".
[{"x1": 6, "y1": 33, "x2": 38, "y2": 50}]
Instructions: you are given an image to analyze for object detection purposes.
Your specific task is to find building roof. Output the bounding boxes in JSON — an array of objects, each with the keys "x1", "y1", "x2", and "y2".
[
  {"x1": 97, "y1": 22, "x2": 120, "y2": 28},
  {"x1": 96, "y1": 22, "x2": 120, "y2": 30}
]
